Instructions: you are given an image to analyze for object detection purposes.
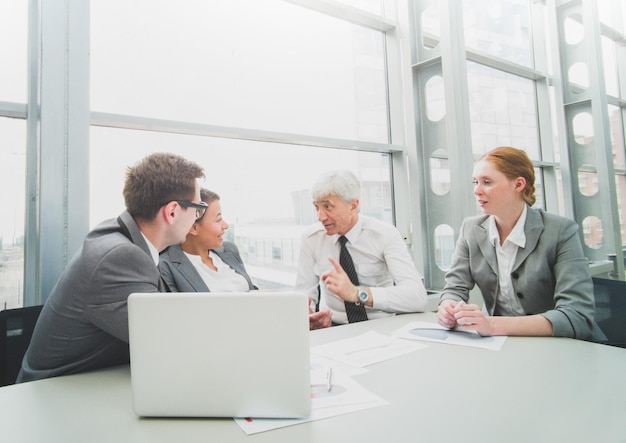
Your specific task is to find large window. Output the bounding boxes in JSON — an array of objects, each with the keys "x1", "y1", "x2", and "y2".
[
  {"x1": 90, "y1": 1, "x2": 396, "y2": 290},
  {"x1": 0, "y1": 0, "x2": 28, "y2": 309},
  {"x1": 91, "y1": 0, "x2": 388, "y2": 143},
  {"x1": 90, "y1": 127, "x2": 392, "y2": 289},
  {"x1": 0, "y1": 1, "x2": 27, "y2": 102},
  {"x1": 0, "y1": 119, "x2": 26, "y2": 310},
  {"x1": 412, "y1": 0, "x2": 626, "y2": 286},
  {"x1": 467, "y1": 63, "x2": 540, "y2": 159},
  {"x1": 462, "y1": 0, "x2": 533, "y2": 68},
  {"x1": 5, "y1": 0, "x2": 626, "y2": 308}
]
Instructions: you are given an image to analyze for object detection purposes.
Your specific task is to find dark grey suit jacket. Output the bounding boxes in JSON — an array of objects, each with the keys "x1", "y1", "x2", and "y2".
[
  {"x1": 18, "y1": 211, "x2": 164, "y2": 382},
  {"x1": 441, "y1": 207, "x2": 602, "y2": 340},
  {"x1": 159, "y1": 241, "x2": 256, "y2": 292}
]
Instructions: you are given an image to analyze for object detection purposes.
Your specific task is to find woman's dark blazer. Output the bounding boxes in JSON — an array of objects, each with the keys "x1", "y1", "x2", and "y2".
[{"x1": 159, "y1": 241, "x2": 257, "y2": 292}]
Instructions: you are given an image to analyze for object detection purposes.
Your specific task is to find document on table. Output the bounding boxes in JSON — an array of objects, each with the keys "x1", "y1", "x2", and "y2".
[
  {"x1": 311, "y1": 330, "x2": 428, "y2": 367},
  {"x1": 393, "y1": 321, "x2": 507, "y2": 351},
  {"x1": 234, "y1": 367, "x2": 388, "y2": 435},
  {"x1": 235, "y1": 331, "x2": 428, "y2": 434},
  {"x1": 310, "y1": 354, "x2": 369, "y2": 377}
]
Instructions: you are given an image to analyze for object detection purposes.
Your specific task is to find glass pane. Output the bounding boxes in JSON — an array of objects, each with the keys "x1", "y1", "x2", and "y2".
[
  {"x1": 90, "y1": 127, "x2": 392, "y2": 289},
  {"x1": 568, "y1": 62, "x2": 589, "y2": 93},
  {"x1": 563, "y1": 15, "x2": 584, "y2": 46},
  {"x1": 578, "y1": 164, "x2": 598, "y2": 197},
  {"x1": 572, "y1": 112, "x2": 593, "y2": 145},
  {"x1": 582, "y1": 216, "x2": 603, "y2": 250},
  {"x1": 539, "y1": 2, "x2": 553, "y2": 77},
  {"x1": 90, "y1": 0, "x2": 388, "y2": 143},
  {"x1": 617, "y1": 174, "x2": 626, "y2": 243},
  {"x1": 467, "y1": 62, "x2": 540, "y2": 159},
  {"x1": 0, "y1": 0, "x2": 27, "y2": 102},
  {"x1": 0, "y1": 118, "x2": 26, "y2": 309},
  {"x1": 598, "y1": 0, "x2": 624, "y2": 32},
  {"x1": 430, "y1": 150, "x2": 450, "y2": 196},
  {"x1": 548, "y1": 85, "x2": 561, "y2": 162},
  {"x1": 425, "y1": 75, "x2": 445, "y2": 122},
  {"x1": 602, "y1": 37, "x2": 619, "y2": 98},
  {"x1": 462, "y1": 0, "x2": 533, "y2": 67},
  {"x1": 434, "y1": 224, "x2": 454, "y2": 271},
  {"x1": 421, "y1": 2, "x2": 440, "y2": 49},
  {"x1": 608, "y1": 105, "x2": 625, "y2": 170}
]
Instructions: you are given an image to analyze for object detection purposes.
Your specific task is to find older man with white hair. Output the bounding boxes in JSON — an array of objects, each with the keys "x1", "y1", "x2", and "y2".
[{"x1": 296, "y1": 170, "x2": 427, "y2": 329}]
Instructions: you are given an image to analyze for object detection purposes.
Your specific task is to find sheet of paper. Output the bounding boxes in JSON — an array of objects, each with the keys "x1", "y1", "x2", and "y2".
[
  {"x1": 311, "y1": 330, "x2": 428, "y2": 367},
  {"x1": 393, "y1": 321, "x2": 507, "y2": 351},
  {"x1": 235, "y1": 331, "x2": 428, "y2": 435},
  {"x1": 234, "y1": 371, "x2": 388, "y2": 435},
  {"x1": 311, "y1": 354, "x2": 369, "y2": 377}
]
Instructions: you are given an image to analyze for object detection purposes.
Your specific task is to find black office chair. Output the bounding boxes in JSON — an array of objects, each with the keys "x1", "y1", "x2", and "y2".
[
  {"x1": 0, "y1": 305, "x2": 43, "y2": 386},
  {"x1": 593, "y1": 277, "x2": 626, "y2": 348}
]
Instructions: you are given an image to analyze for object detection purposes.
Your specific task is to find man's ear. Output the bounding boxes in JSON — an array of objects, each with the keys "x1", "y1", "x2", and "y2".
[{"x1": 161, "y1": 201, "x2": 179, "y2": 225}]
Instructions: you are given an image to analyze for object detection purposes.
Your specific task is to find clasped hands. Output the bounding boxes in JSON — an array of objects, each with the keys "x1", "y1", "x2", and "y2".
[{"x1": 437, "y1": 299, "x2": 493, "y2": 336}]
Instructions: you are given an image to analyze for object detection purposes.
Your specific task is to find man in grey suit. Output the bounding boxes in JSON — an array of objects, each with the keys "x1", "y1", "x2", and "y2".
[{"x1": 17, "y1": 153, "x2": 205, "y2": 382}]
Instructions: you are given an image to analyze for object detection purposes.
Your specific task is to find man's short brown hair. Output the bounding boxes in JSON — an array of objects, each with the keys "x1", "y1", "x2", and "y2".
[{"x1": 123, "y1": 152, "x2": 205, "y2": 221}]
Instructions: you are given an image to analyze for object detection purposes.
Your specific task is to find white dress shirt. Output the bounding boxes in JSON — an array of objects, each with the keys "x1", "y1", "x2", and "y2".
[
  {"x1": 141, "y1": 233, "x2": 160, "y2": 266},
  {"x1": 295, "y1": 215, "x2": 427, "y2": 324},
  {"x1": 184, "y1": 251, "x2": 250, "y2": 292},
  {"x1": 488, "y1": 204, "x2": 527, "y2": 316}
]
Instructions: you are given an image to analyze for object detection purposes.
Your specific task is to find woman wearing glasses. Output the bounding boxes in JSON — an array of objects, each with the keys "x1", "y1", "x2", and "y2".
[{"x1": 159, "y1": 188, "x2": 257, "y2": 292}]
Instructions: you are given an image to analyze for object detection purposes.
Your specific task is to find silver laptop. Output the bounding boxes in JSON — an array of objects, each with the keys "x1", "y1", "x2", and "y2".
[{"x1": 127, "y1": 291, "x2": 311, "y2": 418}]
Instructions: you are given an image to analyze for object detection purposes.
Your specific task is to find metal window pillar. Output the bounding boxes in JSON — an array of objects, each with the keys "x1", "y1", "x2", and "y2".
[
  {"x1": 408, "y1": 0, "x2": 474, "y2": 289},
  {"x1": 550, "y1": 0, "x2": 625, "y2": 278},
  {"x1": 23, "y1": 0, "x2": 90, "y2": 305}
]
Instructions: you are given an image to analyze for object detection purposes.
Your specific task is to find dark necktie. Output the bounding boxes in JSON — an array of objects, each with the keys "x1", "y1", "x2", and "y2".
[{"x1": 339, "y1": 236, "x2": 368, "y2": 323}]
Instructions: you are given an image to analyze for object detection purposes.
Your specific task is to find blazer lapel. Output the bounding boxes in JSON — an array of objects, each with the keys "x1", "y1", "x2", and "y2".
[
  {"x1": 213, "y1": 246, "x2": 253, "y2": 289},
  {"x1": 170, "y1": 245, "x2": 209, "y2": 292},
  {"x1": 117, "y1": 211, "x2": 151, "y2": 258},
  {"x1": 513, "y1": 207, "x2": 543, "y2": 271},
  {"x1": 118, "y1": 211, "x2": 168, "y2": 291},
  {"x1": 213, "y1": 247, "x2": 233, "y2": 262},
  {"x1": 158, "y1": 277, "x2": 168, "y2": 292},
  {"x1": 475, "y1": 219, "x2": 498, "y2": 275}
]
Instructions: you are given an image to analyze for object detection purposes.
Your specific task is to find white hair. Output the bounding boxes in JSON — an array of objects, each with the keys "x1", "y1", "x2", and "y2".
[{"x1": 311, "y1": 170, "x2": 360, "y2": 204}]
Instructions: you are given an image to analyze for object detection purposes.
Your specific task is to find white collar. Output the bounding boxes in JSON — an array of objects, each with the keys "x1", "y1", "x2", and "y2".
[
  {"x1": 141, "y1": 232, "x2": 160, "y2": 266},
  {"x1": 488, "y1": 204, "x2": 527, "y2": 248},
  {"x1": 335, "y1": 216, "x2": 363, "y2": 245}
]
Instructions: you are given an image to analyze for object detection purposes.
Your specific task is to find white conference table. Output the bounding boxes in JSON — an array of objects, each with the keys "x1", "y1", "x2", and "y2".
[{"x1": 1, "y1": 312, "x2": 625, "y2": 443}]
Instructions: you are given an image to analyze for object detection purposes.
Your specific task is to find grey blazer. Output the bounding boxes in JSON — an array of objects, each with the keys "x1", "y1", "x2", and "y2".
[
  {"x1": 441, "y1": 206, "x2": 602, "y2": 340},
  {"x1": 159, "y1": 241, "x2": 256, "y2": 292},
  {"x1": 18, "y1": 211, "x2": 164, "y2": 383}
]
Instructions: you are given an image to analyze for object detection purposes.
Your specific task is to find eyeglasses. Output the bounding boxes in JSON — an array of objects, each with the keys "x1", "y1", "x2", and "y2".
[{"x1": 176, "y1": 200, "x2": 208, "y2": 221}]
